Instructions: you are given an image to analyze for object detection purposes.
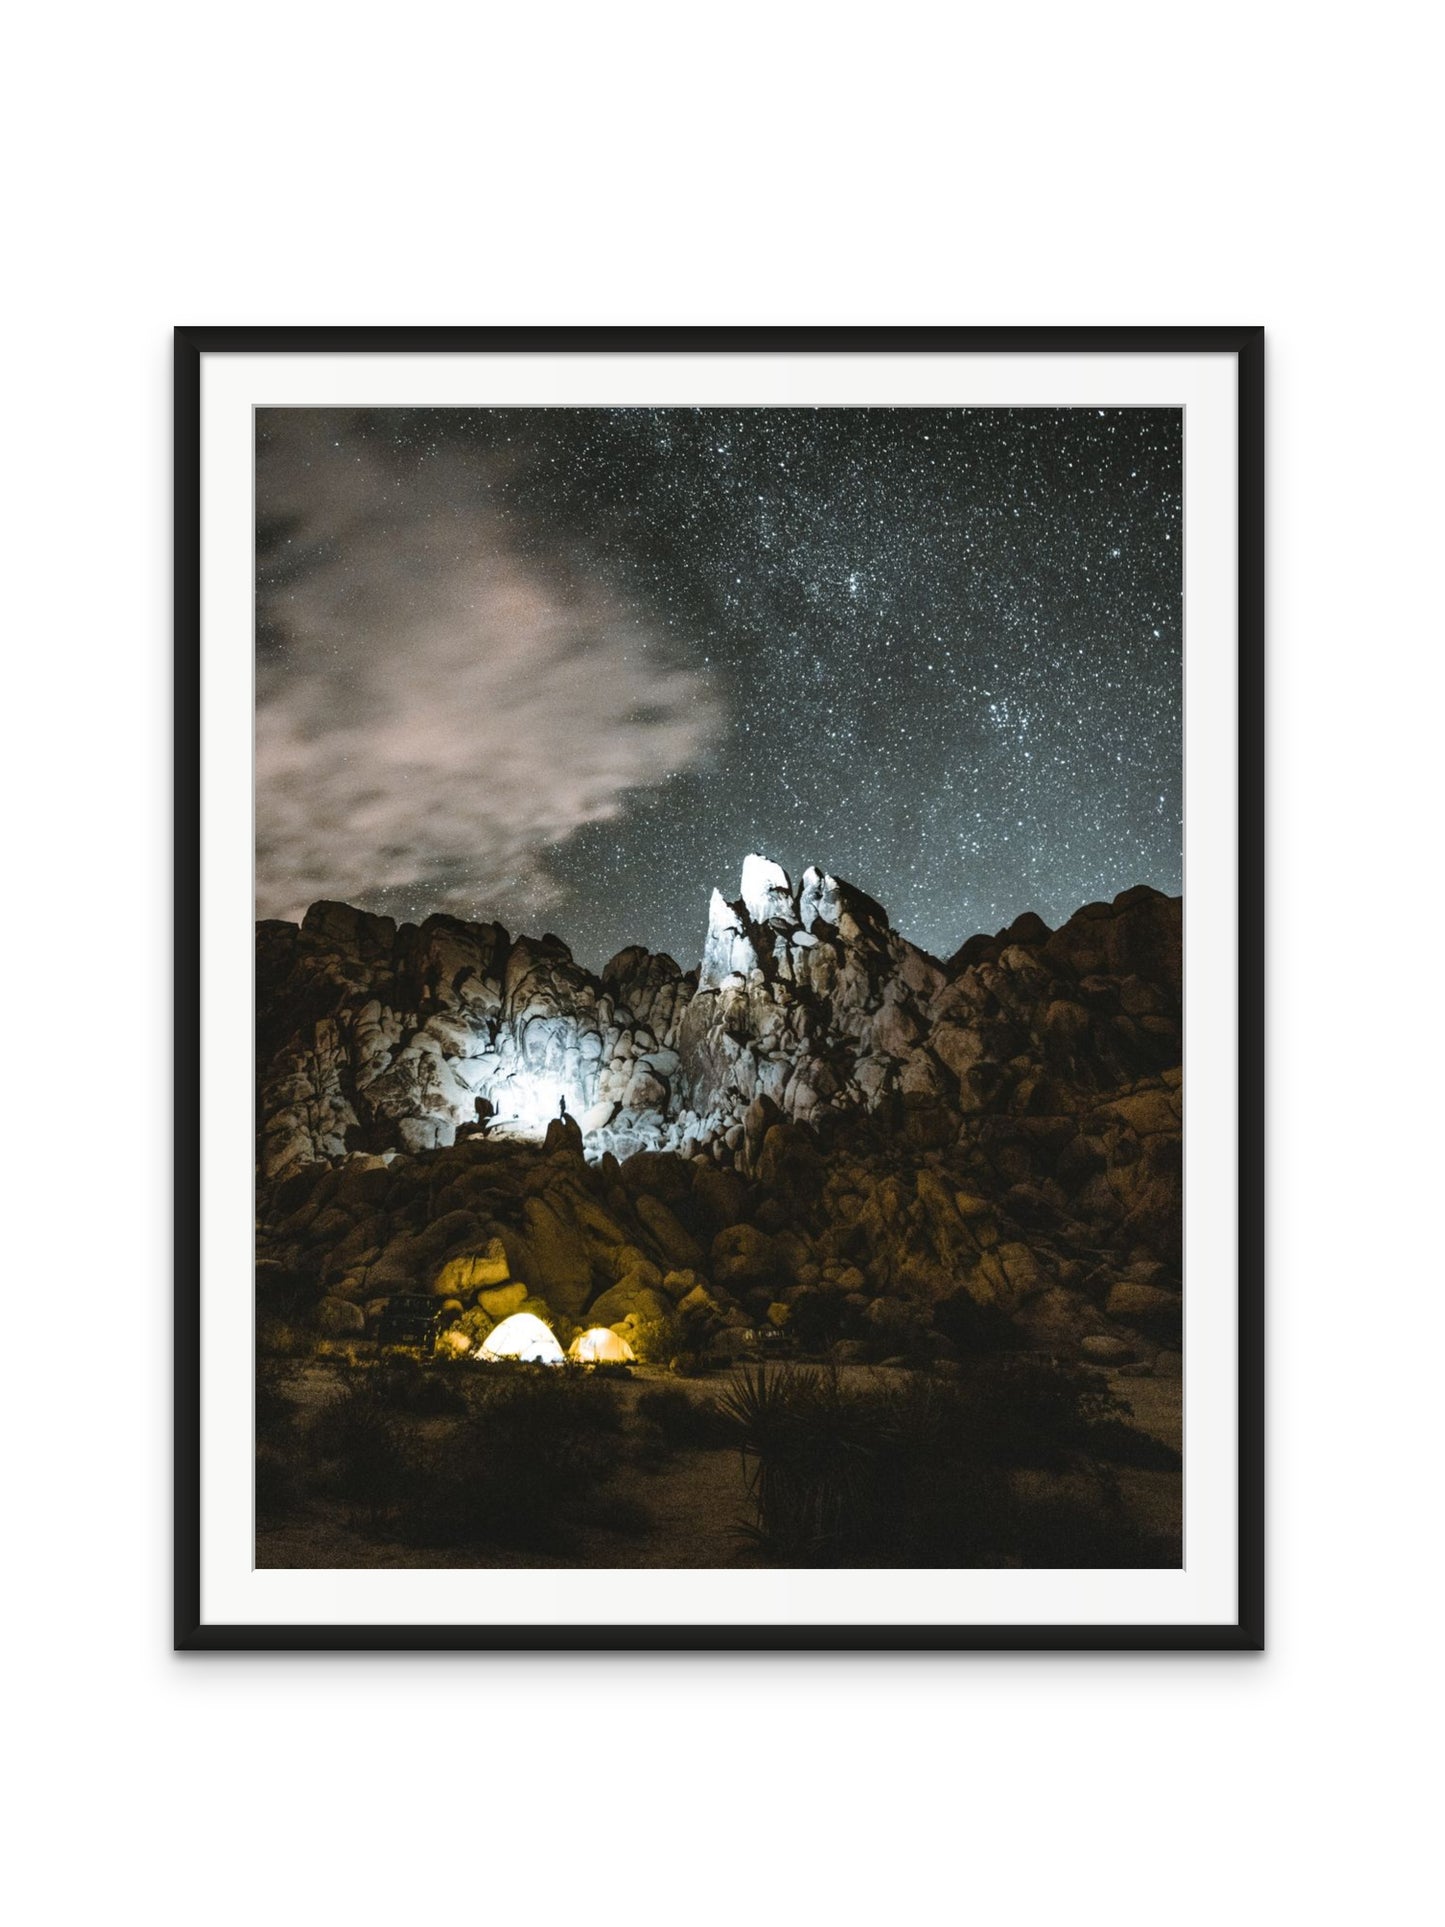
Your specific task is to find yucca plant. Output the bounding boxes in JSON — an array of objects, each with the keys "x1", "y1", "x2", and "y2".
[
  {"x1": 717, "y1": 1365, "x2": 885, "y2": 1564},
  {"x1": 717, "y1": 1363, "x2": 1025, "y2": 1567}
]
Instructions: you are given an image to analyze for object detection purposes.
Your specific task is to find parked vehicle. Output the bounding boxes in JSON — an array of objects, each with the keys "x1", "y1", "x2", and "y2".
[{"x1": 375, "y1": 1295, "x2": 444, "y2": 1356}]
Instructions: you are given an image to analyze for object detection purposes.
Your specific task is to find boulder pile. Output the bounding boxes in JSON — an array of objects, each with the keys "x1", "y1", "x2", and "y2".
[{"x1": 256, "y1": 859, "x2": 1182, "y2": 1369}]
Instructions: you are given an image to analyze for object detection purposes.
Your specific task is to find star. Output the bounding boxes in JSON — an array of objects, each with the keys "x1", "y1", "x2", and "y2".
[{"x1": 256, "y1": 404, "x2": 1182, "y2": 967}]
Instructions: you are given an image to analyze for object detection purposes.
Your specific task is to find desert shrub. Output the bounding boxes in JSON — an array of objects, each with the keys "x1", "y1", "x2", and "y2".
[
  {"x1": 314, "y1": 1339, "x2": 368, "y2": 1365},
  {"x1": 255, "y1": 1361, "x2": 303, "y2": 1519},
  {"x1": 452, "y1": 1306, "x2": 495, "y2": 1349},
  {"x1": 932, "y1": 1288, "x2": 1020, "y2": 1356},
  {"x1": 307, "y1": 1375, "x2": 410, "y2": 1522},
  {"x1": 784, "y1": 1290, "x2": 850, "y2": 1355},
  {"x1": 255, "y1": 1360, "x2": 297, "y2": 1432},
  {"x1": 587, "y1": 1492, "x2": 653, "y2": 1537},
  {"x1": 256, "y1": 1317, "x2": 311, "y2": 1358},
  {"x1": 715, "y1": 1365, "x2": 960, "y2": 1564},
  {"x1": 1010, "y1": 1482, "x2": 1179, "y2": 1568},
  {"x1": 392, "y1": 1371, "x2": 625, "y2": 1550},
  {"x1": 962, "y1": 1354, "x2": 1124, "y2": 1469},
  {"x1": 636, "y1": 1385, "x2": 732, "y2": 1451},
  {"x1": 625, "y1": 1312, "x2": 680, "y2": 1363},
  {"x1": 371, "y1": 1354, "x2": 467, "y2": 1417},
  {"x1": 300, "y1": 1362, "x2": 624, "y2": 1546},
  {"x1": 716, "y1": 1358, "x2": 1165, "y2": 1568},
  {"x1": 255, "y1": 1441, "x2": 302, "y2": 1520}
]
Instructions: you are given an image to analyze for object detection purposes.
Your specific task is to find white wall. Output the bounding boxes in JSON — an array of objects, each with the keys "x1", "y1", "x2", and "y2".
[{"x1": 4, "y1": 5, "x2": 1437, "y2": 1924}]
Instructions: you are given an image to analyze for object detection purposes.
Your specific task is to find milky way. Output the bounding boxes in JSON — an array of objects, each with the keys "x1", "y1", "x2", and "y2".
[{"x1": 256, "y1": 406, "x2": 1180, "y2": 971}]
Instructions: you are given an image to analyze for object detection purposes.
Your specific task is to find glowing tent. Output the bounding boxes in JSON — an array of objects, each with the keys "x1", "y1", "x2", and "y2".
[
  {"x1": 568, "y1": 1326, "x2": 636, "y2": 1364},
  {"x1": 478, "y1": 1312, "x2": 565, "y2": 1365}
]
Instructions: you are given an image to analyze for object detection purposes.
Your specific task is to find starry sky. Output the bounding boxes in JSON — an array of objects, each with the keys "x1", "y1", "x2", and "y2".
[{"x1": 256, "y1": 406, "x2": 1181, "y2": 971}]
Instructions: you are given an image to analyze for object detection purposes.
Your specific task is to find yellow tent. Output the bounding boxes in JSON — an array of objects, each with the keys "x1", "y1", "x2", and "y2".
[
  {"x1": 568, "y1": 1326, "x2": 636, "y2": 1364},
  {"x1": 478, "y1": 1312, "x2": 565, "y2": 1365}
]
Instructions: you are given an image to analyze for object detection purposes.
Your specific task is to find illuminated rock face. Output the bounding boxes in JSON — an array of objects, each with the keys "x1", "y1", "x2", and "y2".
[
  {"x1": 674, "y1": 854, "x2": 950, "y2": 1144},
  {"x1": 256, "y1": 906, "x2": 694, "y2": 1178},
  {"x1": 256, "y1": 862, "x2": 1181, "y2": 1184},
  {"x1": 797, "y1": 864, "x2": 839, "y2": 933},
  {"x1": 699, "y1": 889, "x2": 758, "y2": 989},
  {"x1": 739, "y1": 853, "x2": 796, "y2": 929}
]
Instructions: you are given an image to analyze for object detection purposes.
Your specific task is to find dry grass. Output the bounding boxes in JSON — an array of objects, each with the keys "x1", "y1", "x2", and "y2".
[{"x1": 256, "y1": 1358, "x2": 1179, "y2": 1569}]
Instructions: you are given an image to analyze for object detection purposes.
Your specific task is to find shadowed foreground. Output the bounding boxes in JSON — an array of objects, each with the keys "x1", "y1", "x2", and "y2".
[{"x1": 256, "y1": 1356, "x2": 1180, "y2": 1571}]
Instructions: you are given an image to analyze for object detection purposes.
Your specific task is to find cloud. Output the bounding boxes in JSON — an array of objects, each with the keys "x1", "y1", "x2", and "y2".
[{"x1": 255, "y1": 413, "x2": 722, "y2": 929}]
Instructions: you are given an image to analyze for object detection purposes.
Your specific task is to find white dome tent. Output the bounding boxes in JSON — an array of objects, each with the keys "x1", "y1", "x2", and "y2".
[{"x1": 477, "y1": 1312, "x2": 565, "y2": 1365}]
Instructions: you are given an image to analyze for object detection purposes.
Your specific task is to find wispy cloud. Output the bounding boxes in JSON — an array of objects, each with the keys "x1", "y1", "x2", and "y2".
[{"x1": 255, "y1": 412, "x2": 722, "y2": 929}]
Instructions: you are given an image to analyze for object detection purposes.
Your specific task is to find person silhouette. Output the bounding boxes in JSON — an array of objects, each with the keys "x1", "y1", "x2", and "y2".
[{"x1": 558, "y1": 1095, "x2": 570, "y2": 1121}]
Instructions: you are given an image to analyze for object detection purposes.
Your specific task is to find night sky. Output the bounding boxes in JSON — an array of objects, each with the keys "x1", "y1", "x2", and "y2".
[{"x1": 256, "y1": 407, "x2": 1181, "y2": 971}]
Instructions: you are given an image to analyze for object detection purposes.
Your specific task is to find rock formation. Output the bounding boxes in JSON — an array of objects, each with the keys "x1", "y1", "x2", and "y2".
[{"x1": 256, "y1": 859, "x2": 1182, "y2": 1369}]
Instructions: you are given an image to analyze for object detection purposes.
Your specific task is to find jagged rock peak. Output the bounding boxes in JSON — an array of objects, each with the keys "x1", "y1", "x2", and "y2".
[
  {"x1": 798, "y1": 863, "x2": 839, "y2": 933},
  {"x1": 700, "y1": 887, "x2": 759, "y2": 990},
  {"x1": 740, "y1": 852, "x2": 797, "y2": 929},
  {"x1": 700, "y1": 855, "x2": 889, "y2": 986}
]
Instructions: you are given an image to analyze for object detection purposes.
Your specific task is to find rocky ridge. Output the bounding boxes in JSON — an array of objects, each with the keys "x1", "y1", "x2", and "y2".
[
  {"x1": 257, "y1": 860, "x2": 1182, "y2": 1367},
  {"x1": 259, "y1": 854, "x2": 1178, "y2": 1177}
]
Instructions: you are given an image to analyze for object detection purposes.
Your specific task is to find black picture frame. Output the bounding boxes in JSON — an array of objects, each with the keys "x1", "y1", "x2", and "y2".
[{"x1": 175, "y1": 325, "x2": 1263, "y2": 1653}]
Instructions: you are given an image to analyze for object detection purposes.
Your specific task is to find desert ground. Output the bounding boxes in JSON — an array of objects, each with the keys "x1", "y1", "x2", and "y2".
[{"x1": 257, "y1": 1355, "x2": 1181, "y2": 1571}]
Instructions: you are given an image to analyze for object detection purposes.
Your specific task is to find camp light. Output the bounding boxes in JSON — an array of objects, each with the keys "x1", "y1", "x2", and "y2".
[{"x1": 567, "y1": 1327, "x2": 635, "y2": 1363}]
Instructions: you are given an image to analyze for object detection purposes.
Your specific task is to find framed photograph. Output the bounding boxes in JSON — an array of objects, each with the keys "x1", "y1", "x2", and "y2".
[{"x1": 176, "y1": 326, "x2": 1262, "y2": 1651}]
